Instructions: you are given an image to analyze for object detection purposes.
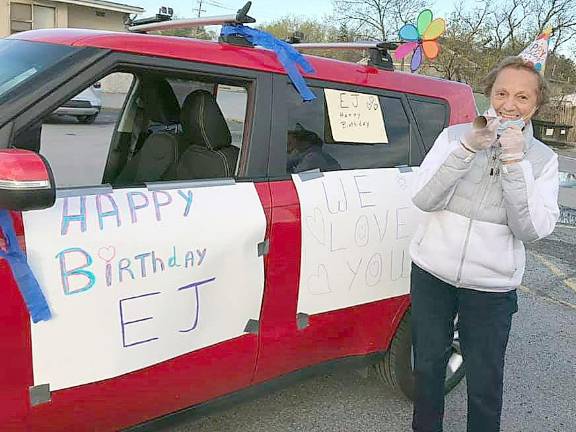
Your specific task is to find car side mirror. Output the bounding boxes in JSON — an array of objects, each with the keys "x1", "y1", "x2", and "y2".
[{"x1": 0, "y1": 149, "x2": 56, "y2": 211}]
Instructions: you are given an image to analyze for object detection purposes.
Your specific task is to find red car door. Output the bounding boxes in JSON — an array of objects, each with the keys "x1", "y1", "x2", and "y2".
[{"x1": 0, "y1": 180, "x2": 268, "y2": 431}]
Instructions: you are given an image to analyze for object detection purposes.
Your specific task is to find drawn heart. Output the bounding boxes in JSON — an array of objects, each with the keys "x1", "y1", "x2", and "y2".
[
  {"x1": 305, "y1": 208, "x2": 326, "y2": 245},
  {"x1": 307, "y1": 264, "x2": 331, "y2": 295},
  {"x1": 98, "y1": 246, "x2": 116, "y2": 263}
]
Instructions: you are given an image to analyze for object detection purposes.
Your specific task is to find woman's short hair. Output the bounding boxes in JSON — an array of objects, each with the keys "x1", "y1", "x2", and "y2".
[{"x1": 482, "y1": 56, "x2": 550, "y2": 111}]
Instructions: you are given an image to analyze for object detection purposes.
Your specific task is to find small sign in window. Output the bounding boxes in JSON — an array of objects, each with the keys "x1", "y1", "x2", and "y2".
[
  {"x1": 545, "y1": 128, "x2": 554, "y2": 136},
  {"x1": 324, "y1": 89, "x2": 388, "y2": 144}
]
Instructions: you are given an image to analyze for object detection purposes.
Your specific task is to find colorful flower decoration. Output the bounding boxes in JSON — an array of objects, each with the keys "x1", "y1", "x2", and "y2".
[{"x1": 395, "y1": 9, "x2": 446, "y2": 73}]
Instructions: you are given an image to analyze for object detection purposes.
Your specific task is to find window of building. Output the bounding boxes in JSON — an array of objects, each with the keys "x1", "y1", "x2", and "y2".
[
  {"x1": 10, "y1": 3, "x2": 32, "y2": 32},
  {"x1": 285, "y1": 85, "x2": 411, "y2": 173},
  {"x1": 32, "y1": 5, "x2": 56, "y2": 29},
  {"x1": 10, "y1": 3, "x2": 55, "y2": 34}
]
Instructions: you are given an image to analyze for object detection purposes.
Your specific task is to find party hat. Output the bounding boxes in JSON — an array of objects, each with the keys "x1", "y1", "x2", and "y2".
[{"x1": 519, "y1": 27, "x2": 552, "y2": 73}]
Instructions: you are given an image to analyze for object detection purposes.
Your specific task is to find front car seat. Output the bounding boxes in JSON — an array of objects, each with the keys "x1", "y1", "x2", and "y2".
[
  {"x1": 176, "y1": 90, "x2": 239, "y2": 179},
  {"x1": 114, "y1": 79, "x2": 183, "y2": 185}
]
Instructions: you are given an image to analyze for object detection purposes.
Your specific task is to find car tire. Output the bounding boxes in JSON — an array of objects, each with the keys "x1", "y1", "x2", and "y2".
[
  {"x1": 374, "y1": 308, "x2": 465, "y2": 400},
  {"x1": 77, "y1": 114, "x2": 98, "y2": 124}
]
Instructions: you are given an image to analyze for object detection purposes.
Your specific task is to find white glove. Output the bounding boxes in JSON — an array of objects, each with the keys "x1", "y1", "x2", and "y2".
[
  {"x1": 461, "y1": 117, "x2": 499, "y2": 153},
  {"x1": 499, "y1": 126, "x2": 525, "y2": 163}
]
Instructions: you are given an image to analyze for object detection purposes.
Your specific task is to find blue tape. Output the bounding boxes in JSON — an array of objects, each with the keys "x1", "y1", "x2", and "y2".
[
  {"x1": 220, "y1": 24, "x2": 317, "y2": 102},
  {"x1": 0, "y1": 210, "x2": 51, "y2": 323}
]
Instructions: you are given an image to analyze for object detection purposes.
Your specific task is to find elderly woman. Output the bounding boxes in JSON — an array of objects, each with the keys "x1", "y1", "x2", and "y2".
[{"x1": 409, "y1": 56, "x2": 559, "y2": 432}]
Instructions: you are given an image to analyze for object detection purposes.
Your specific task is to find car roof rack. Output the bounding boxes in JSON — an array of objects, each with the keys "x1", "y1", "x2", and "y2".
[
  {"x1": 292, "y1": 42, "x2": 399, "y2": 71},
  {"x1": 127, "y1": 1, "x2": 255, "y2": 34}
]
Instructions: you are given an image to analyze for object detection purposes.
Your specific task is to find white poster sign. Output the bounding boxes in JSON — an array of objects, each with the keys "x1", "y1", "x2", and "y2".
[
  {"x1": 23, "y1": 183, "x2": 266, "y2": 391},
  {"x1": 293, "y1": 169, "x2": 422, "y2": 315},
  {"x1": 324, "y1": 88, "x2": 388, "y2": 144}
]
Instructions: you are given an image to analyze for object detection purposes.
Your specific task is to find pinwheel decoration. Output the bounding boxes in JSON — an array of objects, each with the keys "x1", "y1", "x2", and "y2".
[{"x1": 395, "y1": 9, "x2": 446, "y2": 73}]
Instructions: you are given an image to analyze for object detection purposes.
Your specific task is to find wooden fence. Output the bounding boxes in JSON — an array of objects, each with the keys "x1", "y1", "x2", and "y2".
[{"x1": 538, "y1": 102, "x2": 576, "y2": 143}]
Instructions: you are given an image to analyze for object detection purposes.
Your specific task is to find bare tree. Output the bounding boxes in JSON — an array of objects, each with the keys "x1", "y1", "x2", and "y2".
[
  {"x1": 427, "y1": 2, "x2": 492, "y2": 84},
  {"x1": 527, "y1": 0, "x2": 576, "y2": 55},
  {"x1": 487, "y1": 0, "x2": 531, "y2": 51},
  {"x1": 331, "y1": 0, "x2": 428, "y2": 41}
]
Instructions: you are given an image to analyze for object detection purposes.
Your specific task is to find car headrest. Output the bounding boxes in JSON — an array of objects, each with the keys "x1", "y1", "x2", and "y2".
[
  {"x1": 180, "y1": 89, "x2": 232, "y2": 150},
  {"x1": 141, "y1": 79, "x2": 180, "y2": 124}
]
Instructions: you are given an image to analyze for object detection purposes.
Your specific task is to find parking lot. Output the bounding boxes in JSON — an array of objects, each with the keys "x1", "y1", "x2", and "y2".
[{"x1": 40, "y1": 113, "x2": 576, "y2": 432}]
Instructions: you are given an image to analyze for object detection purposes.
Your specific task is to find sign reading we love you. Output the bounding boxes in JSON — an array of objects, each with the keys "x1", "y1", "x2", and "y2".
[
  {"x1": 293, "y1": 169, "x2": 422, "y2": 315},
  {"x1": 23, "y1": 184, "x2": 266, "y2": 391}
]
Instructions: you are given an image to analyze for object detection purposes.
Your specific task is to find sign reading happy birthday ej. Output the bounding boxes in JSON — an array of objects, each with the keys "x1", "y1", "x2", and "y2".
[{"x1": 23, "y1": 184, "x2": 266, "y2": 391}]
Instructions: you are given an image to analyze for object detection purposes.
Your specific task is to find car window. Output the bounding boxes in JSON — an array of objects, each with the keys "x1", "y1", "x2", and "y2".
[
  {"x1": 285, "y1": 85, "x2": 411, "y2": 173},
  {"x1": 0, "y1": 39, "x2": 79, "y2": 102},
  {"x1": 27, "y1": 69, "x2": 252, "y2": 189},
  {"x1": 216, "y1": 85, "x2": 247, "y2": 149},
  {"x1": 38, "y1": 72, "x2": 133, "y2": 188},
  {"x1": 164, "y1": 79, "x2": 247, "y2": 150},
  {"x1": 408, "y1": 98, "x2": 449, "y2": 151}
]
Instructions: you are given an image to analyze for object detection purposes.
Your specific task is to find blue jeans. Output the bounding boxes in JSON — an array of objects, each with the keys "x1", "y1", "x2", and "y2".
[{"x1": 411, "y1": 264, "x2": 518, "y2": 432}]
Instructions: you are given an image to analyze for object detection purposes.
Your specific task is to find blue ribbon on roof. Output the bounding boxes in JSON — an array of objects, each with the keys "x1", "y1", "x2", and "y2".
[
  {"x1": 0, "y1": 209, "x2": 51, "y2": 323},
  {"x1": 220, "y1": 24, "x2": 317, "y2": 102}
]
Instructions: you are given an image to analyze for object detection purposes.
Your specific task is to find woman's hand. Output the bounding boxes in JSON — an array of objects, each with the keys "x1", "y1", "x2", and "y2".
[
  {"x1": 460, "y1": 117, "x2": 499, "y2": 153},
  {"x1": 499, "y1": 126, "x2": 525, "y2": 163}
]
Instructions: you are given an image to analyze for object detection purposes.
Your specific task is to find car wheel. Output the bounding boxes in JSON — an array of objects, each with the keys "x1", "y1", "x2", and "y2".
[
  {"x1": 77, "y1": 114, "x2": 98, "y2": 124},
  {"x1": 374, "y1": 308, "x2": 465, "y2": 400}
]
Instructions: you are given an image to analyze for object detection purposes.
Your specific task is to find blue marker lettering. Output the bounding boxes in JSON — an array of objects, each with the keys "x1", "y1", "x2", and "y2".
[
  {"x1": 168, "y1": 246, "x2": 181, "y2": 268},
  {"x1": 151, "y1": 251, "x2": 165, "y2": 273},
  {"x1": 177, "y1": 190, "x2": 194, "y2": 217},
  {"x1": 126, "y1": 191, "x2": 149, "y2": 224},
  {"x1": 178, "y1": 277, "x2": 216, "y2": 333},
  {"x1": 96, "y1": 194, "x2": 121, "y2": 231},
  {"x1": 55, "y1": 247, "x2": 95, "y2": 295},
  {"x1": 134, "y1": 252, "x2": 151, "y2": 277},
  {"x1": 118, "y1": 258, "x2": 135, "y2": 283},
  {"x1": 61, "y1": 196, "x2": 87, "y2": 236},
  {"x1": 184, "y1": 251, "x2": 194, "y2": 268},
  {"x1": 196, "y1": 248, "x2": 207, "y2": 265},
  {"x1": 152, "y1": 191, "x2": 172, "y2": 222},
  {"x1": 119, "y1": 292, "x2": 160, "y2": 347}
]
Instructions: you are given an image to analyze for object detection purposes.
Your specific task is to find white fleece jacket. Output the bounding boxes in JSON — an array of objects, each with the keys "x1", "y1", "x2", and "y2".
[{"x1": 409, "y1": 120, "x2": 559, "y2": 292}]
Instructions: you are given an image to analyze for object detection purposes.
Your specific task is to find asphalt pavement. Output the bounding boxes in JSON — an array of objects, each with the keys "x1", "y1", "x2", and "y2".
[{"x1": 145, "y1": 225, "x2": 575, "y2": 432}]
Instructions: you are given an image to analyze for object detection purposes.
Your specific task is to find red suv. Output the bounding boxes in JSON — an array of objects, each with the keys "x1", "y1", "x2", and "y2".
[{"x1": 0, "y1": 9, "x2": 476, "y2": 431}]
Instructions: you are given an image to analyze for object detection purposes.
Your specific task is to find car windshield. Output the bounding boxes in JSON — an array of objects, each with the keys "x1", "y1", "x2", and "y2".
[{"x1": 0, "y1": 39, "x2": 79, "y2": 102}]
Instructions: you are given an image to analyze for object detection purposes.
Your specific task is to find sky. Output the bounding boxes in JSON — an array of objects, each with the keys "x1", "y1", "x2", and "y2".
[{"x1": 133, "y1": 0, "x2": 458, "y2": 24}]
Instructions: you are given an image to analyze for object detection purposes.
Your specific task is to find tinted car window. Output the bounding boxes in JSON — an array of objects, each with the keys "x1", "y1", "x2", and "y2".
[
  {"x1": 285, "y1": 86, "x2": 411, "y2": 173},
  {"x1": 0, "y1": 40, "x2": 79, "y2": 102},
  {"x1": 409, "y1": 98, "x2": 448, "y2": 151}
]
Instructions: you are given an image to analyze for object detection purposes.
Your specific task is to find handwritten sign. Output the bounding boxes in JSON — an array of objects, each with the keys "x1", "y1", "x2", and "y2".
[
  {"x1": 293, "y1": 169, "x2": 422, "y2": 315},
  {"x1": 23, "y1": 184, "x2": 266, "y2": 391},
  {"x1": 324, "y1": 89, "x2": 388, "y2": 144}
]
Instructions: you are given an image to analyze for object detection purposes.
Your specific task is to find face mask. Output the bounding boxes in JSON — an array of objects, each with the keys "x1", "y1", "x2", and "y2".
[{"x1": 497, "y1": 118, "x2": 525, "y2": 135}]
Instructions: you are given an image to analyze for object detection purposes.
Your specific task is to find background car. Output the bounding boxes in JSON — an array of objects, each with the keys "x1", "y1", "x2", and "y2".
[{"x1": 52, "y1": 82, "x2": 101, "y2": 123}]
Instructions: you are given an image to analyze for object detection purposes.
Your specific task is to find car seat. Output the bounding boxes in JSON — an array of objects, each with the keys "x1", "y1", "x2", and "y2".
[
  {"x1": 176, "y1": 90, "x2": 239, "y2": 179},
  {"x1": 113, "y1": 78, "x2": 184, "y2": 185}
]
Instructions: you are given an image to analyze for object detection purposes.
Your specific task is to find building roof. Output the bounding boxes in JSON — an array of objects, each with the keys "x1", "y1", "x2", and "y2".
[{"x1": 55, "y1": 0, "x2": 144, "y2": 14}]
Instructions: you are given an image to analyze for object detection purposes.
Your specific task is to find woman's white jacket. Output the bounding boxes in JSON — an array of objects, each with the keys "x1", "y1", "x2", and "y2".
[{"x1": 409, "y1": 120, "x2": 559, "y2": 292}]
